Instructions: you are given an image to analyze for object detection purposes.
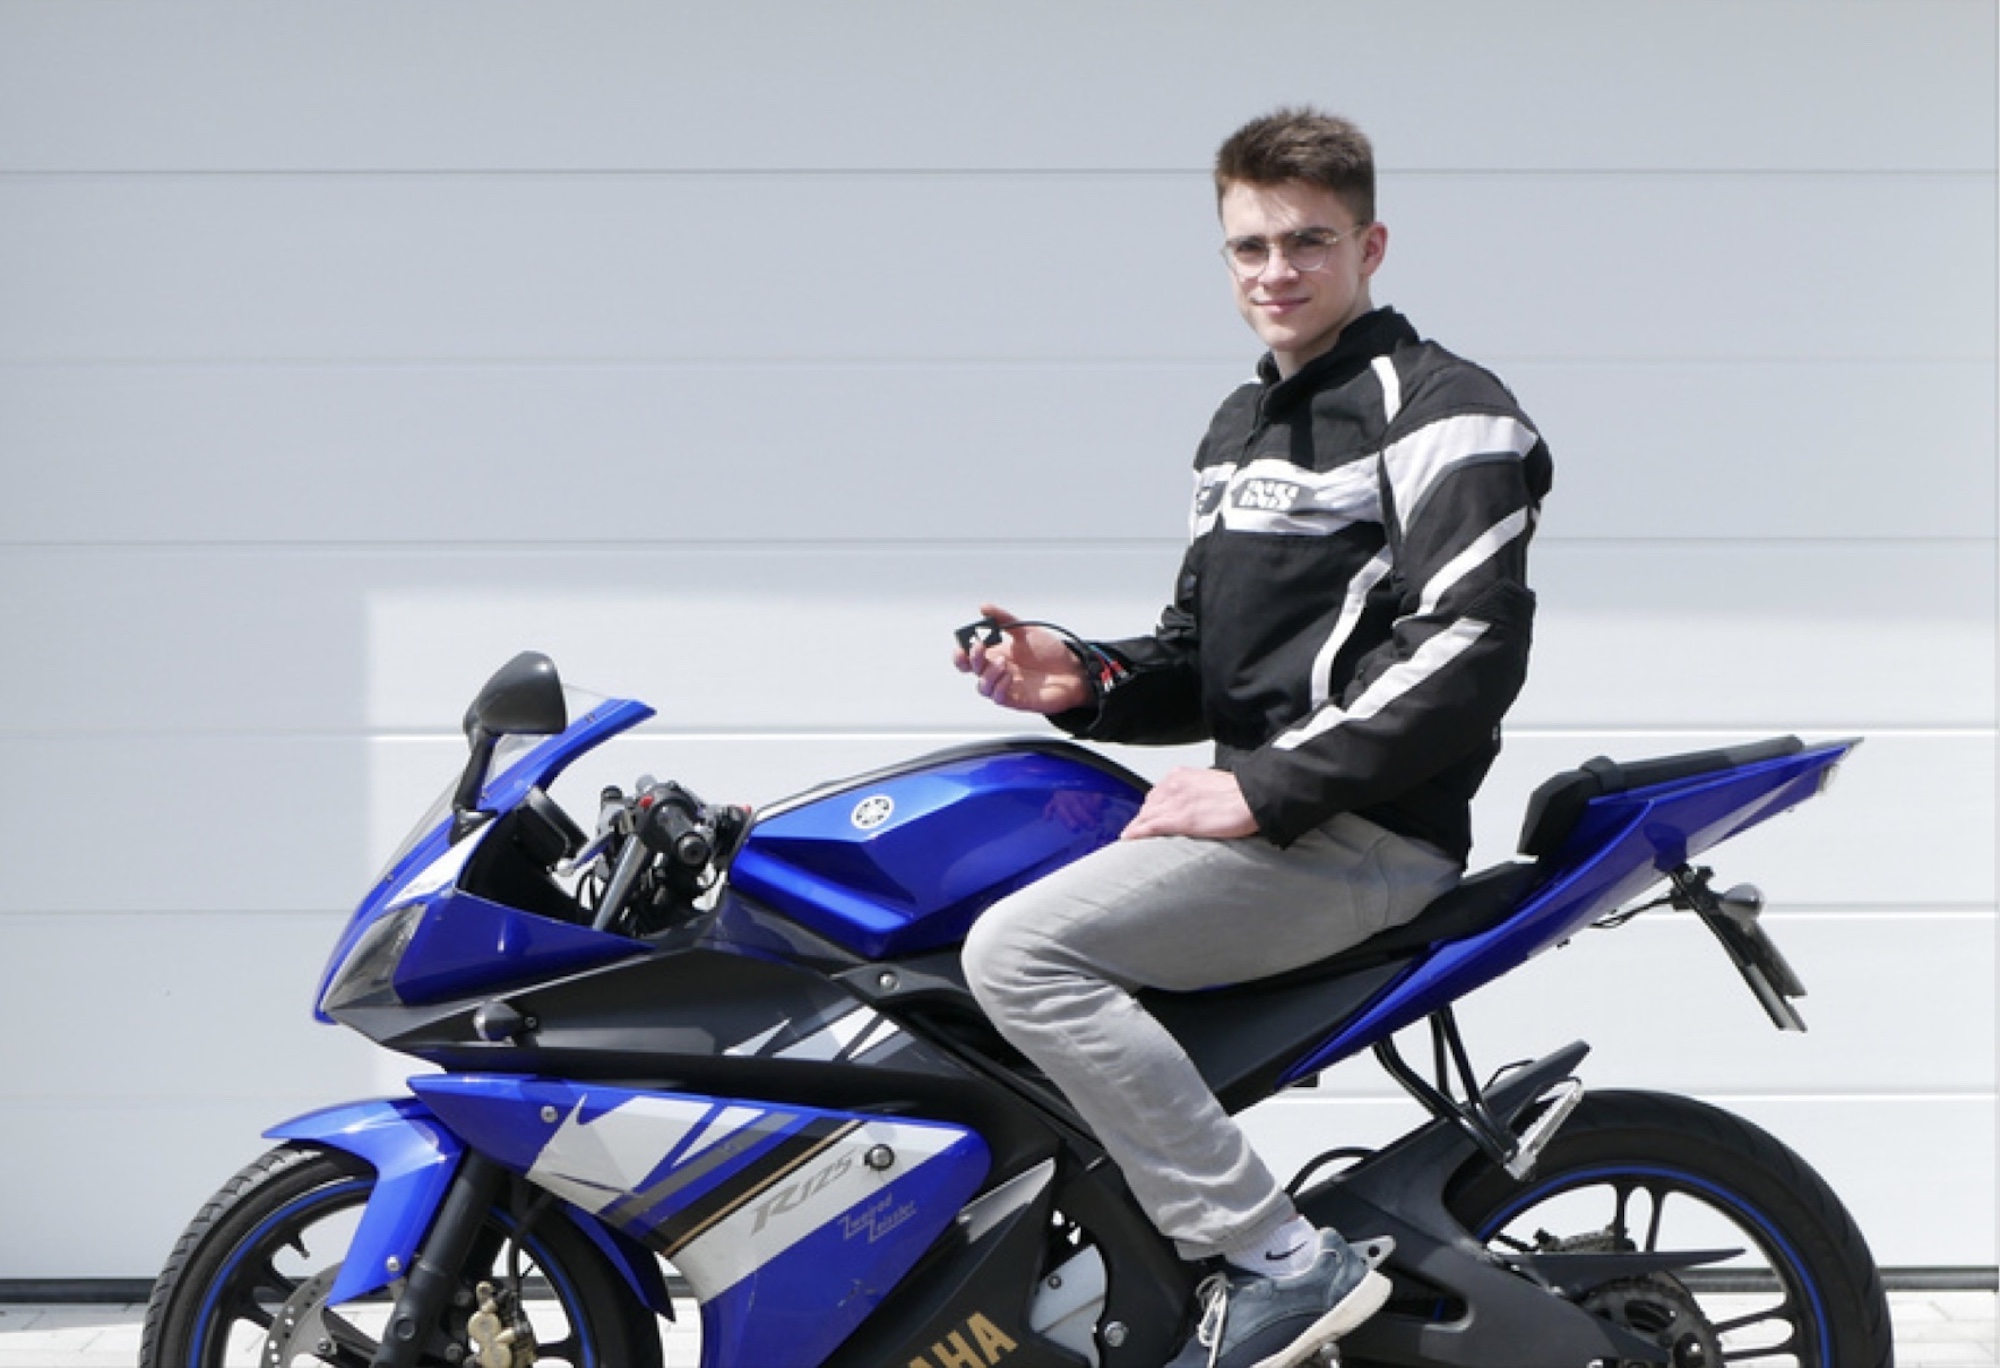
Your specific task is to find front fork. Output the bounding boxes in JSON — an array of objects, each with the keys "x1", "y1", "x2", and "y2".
[
  {"x1": 267, "y1": 1097, "x2": 673, "y2": 1363},
  {"x1": 369, "y1": 1152, "x2": 508, "y2": 1367}
]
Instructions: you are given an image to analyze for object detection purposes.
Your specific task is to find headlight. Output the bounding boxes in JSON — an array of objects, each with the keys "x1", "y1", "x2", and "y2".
[{"x1": 319, "y1": 902, "x2": 426, "y2": 1014}]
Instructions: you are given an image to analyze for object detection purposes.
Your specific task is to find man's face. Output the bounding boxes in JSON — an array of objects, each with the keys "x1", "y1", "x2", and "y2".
[{"x1": 1219, "y1": 179, "x2": 1386, "y2": 378}]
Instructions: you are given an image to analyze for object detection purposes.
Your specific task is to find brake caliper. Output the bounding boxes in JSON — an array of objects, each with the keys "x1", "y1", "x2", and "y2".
[{"x1": 467, "y1": 1280, "x2": 539, "y2": 1368}]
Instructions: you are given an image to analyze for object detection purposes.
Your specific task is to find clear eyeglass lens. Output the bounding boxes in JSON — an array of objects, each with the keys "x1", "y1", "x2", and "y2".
[{"x1": 1222, "y1": 229, "x2": 1349, "y2": 276}]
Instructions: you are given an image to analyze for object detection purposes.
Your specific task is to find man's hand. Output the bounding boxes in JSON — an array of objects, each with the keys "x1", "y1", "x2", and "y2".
[
  {"x1": 1120, "y1": 767, "x2": 1260, "y2": 841},
  {"x1": 953, "y1": 604, "x2": 1092, "y2": 715}
]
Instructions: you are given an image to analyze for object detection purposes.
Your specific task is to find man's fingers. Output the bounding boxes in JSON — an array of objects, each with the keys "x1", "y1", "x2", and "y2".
[
  {"x1": 977, "y1": 658, "x2": 1012, "y2": 701},
  {"x1": 1118, "y1": 769, "x2": 1257, "y2": 841}
]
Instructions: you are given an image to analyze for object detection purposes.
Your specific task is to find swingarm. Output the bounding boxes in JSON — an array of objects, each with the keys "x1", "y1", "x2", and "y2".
[{"x1": 1295, "y1": 1044, "x2": 1735, "y2": 1366}]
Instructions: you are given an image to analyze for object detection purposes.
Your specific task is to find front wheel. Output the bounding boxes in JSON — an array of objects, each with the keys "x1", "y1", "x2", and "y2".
[
  {"x1": 140, "y1": 1144, "x2": 666, "y2": 1367},
  {"x1": 1446, "y1": 1090, "x2": 1892, "y2": 1368}
]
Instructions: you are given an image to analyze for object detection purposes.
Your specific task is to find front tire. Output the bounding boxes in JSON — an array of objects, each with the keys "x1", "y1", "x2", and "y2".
[
  {"x1": 1446, "y1": 1090, "x2": 1893, "y2": 1367},
  {"x1": 141, "y1": 1144, "x2": 666, "y2": 1367}
]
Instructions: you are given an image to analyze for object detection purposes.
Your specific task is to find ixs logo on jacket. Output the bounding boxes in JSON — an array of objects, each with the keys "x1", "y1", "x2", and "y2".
[
  {"x1": 1234, "y1": 477, "x2": 1305, "y2": 512},
  {"x1": 1196, "y1": 457, "x2": 1380, "y2": 541},
  {"x1": 906, "y1": 1312, "x2": 1018, "y2": 1368}
]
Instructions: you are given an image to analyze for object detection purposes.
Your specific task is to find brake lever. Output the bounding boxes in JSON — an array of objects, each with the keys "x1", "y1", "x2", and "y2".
[
  {"x1": 557, "y1": 829, "x2": 618, "y2": 879},
  {"x1": 558, "y1": 784, "x2": 633, "y2": 878}
]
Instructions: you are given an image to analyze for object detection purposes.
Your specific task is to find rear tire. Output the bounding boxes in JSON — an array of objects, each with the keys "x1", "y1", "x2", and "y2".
[
  {"x1": 1445, "y1": 1090, "x2": 1893, "y2": 1367},
  {"x1": 140, "y1": 1144, "x2": 665, "y2": 1367}
]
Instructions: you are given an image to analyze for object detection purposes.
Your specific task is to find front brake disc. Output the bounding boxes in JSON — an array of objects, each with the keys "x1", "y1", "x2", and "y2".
[{"x1": 262, "y1": 1265, "x2": 380, "y2": 1367}]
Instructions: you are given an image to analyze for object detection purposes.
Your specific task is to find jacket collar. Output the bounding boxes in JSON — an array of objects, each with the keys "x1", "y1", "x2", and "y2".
[{"x1": 1254, "y1": 307, "x2": 1418, "y2": 413}]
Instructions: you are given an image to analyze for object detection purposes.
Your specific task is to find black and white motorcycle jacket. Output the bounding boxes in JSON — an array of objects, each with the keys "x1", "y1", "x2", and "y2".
[{"x1": 1059, "y1": 307, "x2": 1553, "y2": 861}]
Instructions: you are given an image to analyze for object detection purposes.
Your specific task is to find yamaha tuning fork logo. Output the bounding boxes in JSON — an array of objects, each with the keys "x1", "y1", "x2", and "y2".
[{"x1": 850, "y1": 794, "x2": 895, "y2": 831}]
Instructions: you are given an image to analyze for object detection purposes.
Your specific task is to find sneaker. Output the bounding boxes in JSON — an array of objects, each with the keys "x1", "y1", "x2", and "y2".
[{"x1": 1165, "y1": 1231, "x2": 1394, "y2": 1368}]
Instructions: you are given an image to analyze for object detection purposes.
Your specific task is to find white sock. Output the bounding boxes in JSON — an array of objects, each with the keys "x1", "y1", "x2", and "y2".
[{"x1": 1224, "y1": 1214, "x2": 1317, "y2": 1277}]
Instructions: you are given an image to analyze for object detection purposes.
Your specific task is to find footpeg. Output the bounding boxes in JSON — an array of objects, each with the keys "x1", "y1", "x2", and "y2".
[
  {"x1": 1504, "y1": 1080, "x2": 1585, "y2": 1180},
  {"x1": 1355, "y1": 1235, "x2": 1395, "y2": 1270}
]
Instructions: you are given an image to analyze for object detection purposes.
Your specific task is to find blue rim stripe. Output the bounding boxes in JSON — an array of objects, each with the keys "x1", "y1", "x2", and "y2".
[
  {"x1": 1478, "y1": 1161, "x2": 1833, "y2": 1357},
  {"x1": 189, "y1": 1175, "x2": 604, "y2": 1366},
  {"x1": 189, "y1": 1177, "x2": 371, "y2": 1364}
]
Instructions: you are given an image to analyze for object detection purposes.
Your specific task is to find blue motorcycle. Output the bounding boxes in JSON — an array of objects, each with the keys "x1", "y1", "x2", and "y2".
[{"x1": 141, "y1": 651, "x2": 1893, "y2": 1367}]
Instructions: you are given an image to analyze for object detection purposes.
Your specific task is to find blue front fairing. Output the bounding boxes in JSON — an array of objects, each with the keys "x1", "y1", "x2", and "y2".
[
  {"x1": 313, "y1": 696, "x2": 655, "y2": 1021},
  {"x1": 412, "y1": 1074, "x2": 990, "y2": 1368},
  {"x1": 266, "y1": 1097, "x2": 464, "y2": 1308},
  {"x1": 266, "y1": 1095, "x2": 675, "y2": 1319}
]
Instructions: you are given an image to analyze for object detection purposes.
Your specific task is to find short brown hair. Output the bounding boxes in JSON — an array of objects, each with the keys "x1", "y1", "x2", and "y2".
[{"x1": 1213, "y1": 108, "x2": 1375, "y2": 223}]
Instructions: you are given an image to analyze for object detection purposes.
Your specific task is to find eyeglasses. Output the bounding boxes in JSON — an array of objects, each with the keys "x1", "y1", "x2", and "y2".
[{"x1": 1219, "y1": 224, "x2": 1369, "y2": 277}]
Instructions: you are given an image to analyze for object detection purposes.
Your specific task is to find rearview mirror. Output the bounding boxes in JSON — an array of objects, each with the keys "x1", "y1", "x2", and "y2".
[
  {"x1": 452, "y1": 651, "x2": 567, "y2": 834},
  {"x1": 462, "y1": 650, "x2": 567, "y2": 740}
]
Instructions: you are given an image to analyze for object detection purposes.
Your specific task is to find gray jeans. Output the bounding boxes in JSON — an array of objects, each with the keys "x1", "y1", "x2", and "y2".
[{"x1": 961, "y1": 812, "x2": 1460, "y2": 1261}]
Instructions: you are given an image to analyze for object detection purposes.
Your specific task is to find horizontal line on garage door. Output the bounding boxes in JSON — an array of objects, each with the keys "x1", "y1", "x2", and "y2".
[
  {"x1": 4, "y1": 903, "x2": 1990, "y2": 925},
  {"x1": 1760, "y1": 909, "x2": 1994, "y2": 919},
  {"x1": 1260, "y1": 1090, "x2": 2000, "y2": 1106},
  {"x1": 7, "y1": 166, "x2": 1990, "y2": 180},
  {"x1": 381, "y1": 726, "x2": 1999, "y2": 742},
  {"x1": 1, "y1": 353, "x2": 1991, "y2": 369},
  {"x1": 1620, "y1": 1093, "x2": 1998, "y2": 1106},
  {"x1": 2, "y1": 534, "x2": 1994, "y2": 552},
  {"x1": 1, "y1": 724, "x2": 1987, "y2": 746}
]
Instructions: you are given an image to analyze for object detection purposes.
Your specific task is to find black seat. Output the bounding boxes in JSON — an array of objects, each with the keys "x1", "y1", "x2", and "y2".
[
  {"x1": 1145, "y1": 861, "x2": 1547, "y2": 1110},
  {"x1": 875, "y1": 862, "x2": 1550, "y2": 1114}
]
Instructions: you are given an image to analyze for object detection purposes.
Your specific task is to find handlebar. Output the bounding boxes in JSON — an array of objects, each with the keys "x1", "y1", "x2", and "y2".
[
  {"x1": 583, "y1": 778, "x2": 749, "y2": 935},
  {"x1": 637, "y1": 782, "x2": 715, "y2": 868}
]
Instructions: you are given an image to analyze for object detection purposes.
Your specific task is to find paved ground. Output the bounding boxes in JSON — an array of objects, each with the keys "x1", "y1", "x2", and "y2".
[{"x1": 0, "y1": 1290, "x2": 1991, "y2": 1365}]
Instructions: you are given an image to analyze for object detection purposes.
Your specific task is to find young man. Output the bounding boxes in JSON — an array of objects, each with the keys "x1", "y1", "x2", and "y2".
[{"x1": 954, "y1": 109, "x2": 1551, "y2": 1366}]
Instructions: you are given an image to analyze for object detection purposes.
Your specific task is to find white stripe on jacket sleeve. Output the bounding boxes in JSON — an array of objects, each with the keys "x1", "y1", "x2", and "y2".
[
  {"x1": 1272, "y1": 617, "x2": 1491, "y2": 752},
  {"x1": 1416, "y1": 507, "x2": 1531, "y2": 616},
  {"x1": 1380, "y1": 413, "x2": 1539, "y2": 534}
]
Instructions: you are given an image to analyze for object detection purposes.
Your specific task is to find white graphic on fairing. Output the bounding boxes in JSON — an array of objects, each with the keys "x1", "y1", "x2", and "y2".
[
  {"x1": 671, "y1": 1118, "x2": 968, "y2": 1296},
  {"x1": 525, "y1": 1094, "x2": 784, "y2": 1217},
  {"x1": 723, "y1": 1003, "x2": 907, "y2": 1063},
  {"x1": 518, "y1": 1087, "x2": 982, "y2": 1302}
]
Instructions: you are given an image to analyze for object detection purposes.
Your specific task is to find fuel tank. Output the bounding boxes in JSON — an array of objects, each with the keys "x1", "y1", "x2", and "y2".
[{"x1": 727, "y1": 740, "x2": 1146, "y2": 959}]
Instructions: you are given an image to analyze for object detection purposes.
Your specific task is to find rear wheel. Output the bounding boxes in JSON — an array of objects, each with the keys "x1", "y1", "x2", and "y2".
[
  {"x1": 1446, "y1": 1090, "x2": 1892, "y2": 1367},
  {"x1": 140, "y1": 1144, "x2": 666, "y2": 1367}
]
